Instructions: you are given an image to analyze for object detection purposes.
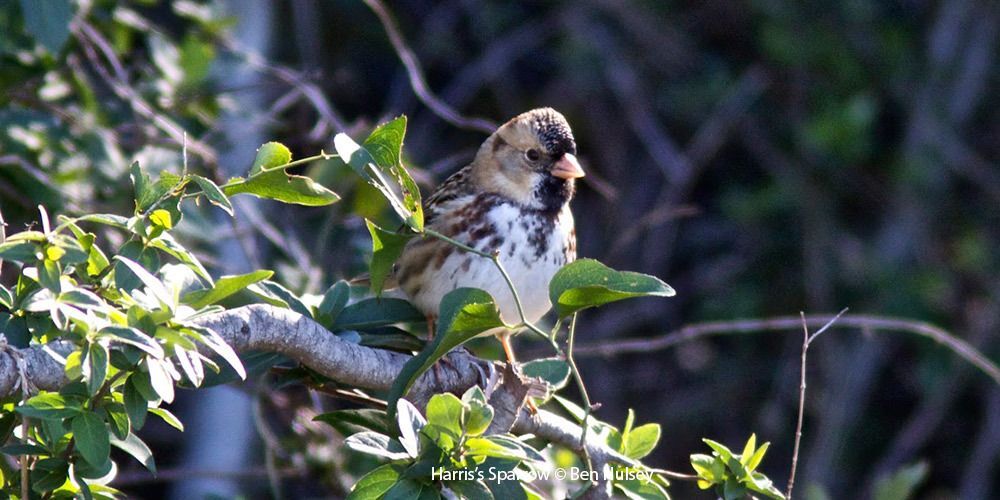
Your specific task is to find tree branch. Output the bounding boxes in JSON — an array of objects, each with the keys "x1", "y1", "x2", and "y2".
[
  {"x1": 570, "y1": 314, "x2": 1000, "y2": 385},
  {"x1": 0, "y1": 304, "x2": 631, "y2": 498},
  {"x1": 362, "y1": 0, "x2": 497, "y2": 134}
]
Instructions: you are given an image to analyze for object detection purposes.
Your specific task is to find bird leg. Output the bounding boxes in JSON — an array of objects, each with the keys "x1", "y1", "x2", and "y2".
[
  {"x1": 426, "y1": 315, "x2": 454, "y2": 384},
  {"x1": 426, "y1": 315, "x2": 436, "y2": 341},
  {"x1": 498, "y1": 333, "x2": 538, "y2": 414}
]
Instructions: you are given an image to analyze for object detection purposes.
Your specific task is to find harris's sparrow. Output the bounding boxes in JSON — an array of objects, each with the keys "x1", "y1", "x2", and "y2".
[{"x1": 397, "y1": 108, "x2": 584, "y2": 366}]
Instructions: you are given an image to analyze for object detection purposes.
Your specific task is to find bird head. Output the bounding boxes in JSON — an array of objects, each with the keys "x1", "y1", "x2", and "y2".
[{"x1": 472, "y1": 108, "x2": 585, "y2": 211}]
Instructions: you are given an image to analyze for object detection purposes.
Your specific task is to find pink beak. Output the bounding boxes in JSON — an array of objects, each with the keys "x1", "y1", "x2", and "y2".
[{"x1": 551, "y1": 153, "x2": 585, "y2": 179}]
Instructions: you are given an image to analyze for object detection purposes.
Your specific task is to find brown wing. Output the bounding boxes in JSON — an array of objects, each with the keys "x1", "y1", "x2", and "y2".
[{"x1": 423, "y1": 165, "x2": 474, "y2": 225}]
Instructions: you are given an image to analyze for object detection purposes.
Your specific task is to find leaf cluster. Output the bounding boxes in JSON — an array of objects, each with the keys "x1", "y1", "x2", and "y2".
[
  {"x1": 689, "y1": 434, "x2": 784, "y2": 500},
  {"x1": 333, "y1": 388, "x2": 544, "y2": 500}
]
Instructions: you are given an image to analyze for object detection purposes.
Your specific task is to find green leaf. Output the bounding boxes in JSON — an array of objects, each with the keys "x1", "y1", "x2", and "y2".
[
  {"x1": 462, "y1": 387, "x2": 494, "y2": 437},
  {"x1": 123, "y1": 379, "x2": 148, "y2": 430},
  {"x1": 358, "y1": 328, "x2": 425, "y2": 352},
  {"x1": 465, "y1": 436, "x2": 535, "y2": 462},
  {"x1": 180, "y1": 323, "x2": 246, "y2": 380},
  {"x1": 703, "y1": 438, "x2": 734, "y2": 463},
  {"x1": 111, "y1": 432, "x2": 157, "y2": 474},
  {"x1": 385, "y1": 288, "x2": 504, "y2": 428},
  {"x1": 50, "y1": 234, "x2": 89, "y2": 264},
  {"x1": 5, "y1": 230, "x2": 46, "y2": 243},
  {"x1": 0, "y1": 240, "x2": 38, "y2": 262},
  {"x1": 222, "y1": 168, "x2": 339, "y2": 206},
  {"x1": 549, "y1": 259, "x2": 675, "y2": 317},
  {"x1": 447, "y1": 480, "x2": 494, "y2": 500},
  {"x1": 624, "y1": 423, "x2": 661, "y2": 460},
  {"x1": 332, "y1": 298, "x2": 425, "y2": 330},
  {"x1": 746, "y1": 472, "x2": 785, "y2": 499},
  {"x1": 99, "y1": 326, "x2": 164, "y2": 358},
  {"x1": 106, "y1": 404, "x2": 130, "y2": 440},
  {"x1": 0, "y1": 444, "x2": 49, "y2": 456},
  {"x1": 723, "y1": 480, "x2": 747, "y2": 500},
  {"x1": 344, "y1": 431, "x2": 410, "y2": 461},
  {"x1": 74, "y1": 464, "x2": 102, "y2": 495},
  {"x1": 149, "y1": 209, "x2": 173, "y2": 229},
  {"x1": 873, "y1": 462, "x2": 928, "y2": 500},
  {"x1": 425, "y1": 393, "x2": 465, "y2": 441},
  {"x1": 76, "y1": 213, "x2": 130, "y2": 229},
  {"x1": 314, "y1": 408, "x2": 389, "y2": 435},
  {"x1": 84, "y1": 342, "x2": 109, "y2": 396},
  {"x1": 250, "y1": 141, "x2": 293, "y2": 174},
  {"x1": 39, "y1": 258, "x2": 61, "y2": 292},
  {"x1": 181, "y1": 270, "x2": 273, "y2": 309},
  {"x1": 146, "y1": 358, "x2": 175, "y2": 403},
  {"x1": 553, "y1": 394, "x2": 587, "y2": 422},
  {"x1": 484, "y1": 435, "x2": 546, "y2": 463},
  {"x1": 16, "y1": 391, "x2": 81, "y2": 420},
  {"x1": 113, "y1": 256, "x2": 173, "y2": 308},
  {"x1": 44, "y1": 245, "x2": 65, "y2": 261},
  {"x1": 148, "y1": 233, "x2": 213, "y2": 284},
  {"x1": 384, "y1": 478, "x2": 440, "y2": 500},
  {"x1": 317, "y1": 280, "x2": 351, "y2": 325},
  {"x1": 18, "y1": 0, "x2": 73, "y2": 53},
  {"x1": 130, "y1": 162, "x2": 183, "y2": 213},
  {"x1": 366, "y1": 220, "x2": 413, "y2": 296},
  {"x1": 623, "y1": 409, "x2": 636, "y2": 437},
  {"x1": 690, "y1": 454, "x2": 719, "y2": 481},
  {"x1": 397, "y1": 399, "x2": 425, "y2": 458},
  {"x1": 334, "y1": 116, "x2": 424, "y2": 231},
  {"x1": 31, "y1": 457, "x2": 69, "y2": 493},
  {"x1": 745, "y1": 442, "x2": 769, "y2": 472},
  {"x1": 740, "y1": 434, "x2": 757, "y2": 466},
  {"x1": 149, "y1": 407, "x2": 184, "y2": 431},
  {"x1": 190, "y1": 175, "x2": 234, "y2": 216},
  {"x1": 72, "y1": 412, "x2": 111, "y2": 467},
  {"x1": 521, "y1": 358, "x2": 571, "y2": 390},
  {"x1": 614, "y1": 470, "x2": 671, "y2": 500},
  {"x1": 59, "y1": 289, "x2": 104, "y2": 310},
  {"x1": 347, "y1": 464, "x2": 401, "y2": 500},
  {"x1": 248, "y1": 280, "x2": 312, "y2": 318},
  {"x1": 478, "y1": 458, "x2": 528, "y2": 500},
  {"x1": 363, "y1": 117, "x2": 423, "y2": 231}
]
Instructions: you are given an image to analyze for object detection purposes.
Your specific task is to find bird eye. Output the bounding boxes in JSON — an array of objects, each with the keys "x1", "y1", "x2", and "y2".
[{"x1": 525, "y1": 149, "x2": 541, "y2": 161}]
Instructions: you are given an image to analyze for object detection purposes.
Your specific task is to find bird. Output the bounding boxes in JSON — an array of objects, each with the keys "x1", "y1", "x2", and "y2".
[{"x1": 396, "y1": 107, "x2": 584, "y2": 369}]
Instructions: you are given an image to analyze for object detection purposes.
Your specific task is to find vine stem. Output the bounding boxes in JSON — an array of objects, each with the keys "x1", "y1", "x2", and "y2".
[
  {"x1": 216, "y1": 151, "x2": 339, "y2": 190},
  {"x1": 424, "y1": 228, "x2": 556, "y2": 348},
  {"x1": 427, "y1": 224, "x2": 600, "y2": 489},
  {"x1": 566, "y1": 313, "x2": 598, "y2": 491}
]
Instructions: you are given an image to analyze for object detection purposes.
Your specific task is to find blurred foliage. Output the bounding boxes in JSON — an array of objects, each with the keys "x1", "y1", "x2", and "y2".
[{"x1": 1, "y1": 0, "x2": 998, "y2": 498}]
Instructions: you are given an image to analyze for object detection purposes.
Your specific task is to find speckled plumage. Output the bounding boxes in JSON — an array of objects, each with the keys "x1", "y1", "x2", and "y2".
[{"x1": 396, "y1": 108, "x2": 583, "y2": 338}]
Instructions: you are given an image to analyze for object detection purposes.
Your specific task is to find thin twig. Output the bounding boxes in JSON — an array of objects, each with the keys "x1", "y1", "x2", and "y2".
[
  {"x1": 361, "y1": 0, "x2": 496, "y2": 134},
  {"x1": 0, "y1": 206, "x2": 5, "y2": 279},
  {"x1": 72, "y1": 21, "x2": 218, "y2": 166},
  {"x1": 648, "y1": 468, "x2": 700, "y2": 481},
  {"x1": 566, "y1": 313, "x2": 598, "y2": 490},
  {"x1": 253, "y1": 389, "x2": 284, "y2": 500},
  {"x1": 216, "y1": 37, "x2": 350, "y2": 139},
  {"x1": 787, "y1": 309, "x2": 847, "y2": 499},
  {"x1": 787, "y1": 313, "x2": 809, "y2": 500},
  {"x1": 571, "y1": 314, "x2": 1000, "y2": 385}
]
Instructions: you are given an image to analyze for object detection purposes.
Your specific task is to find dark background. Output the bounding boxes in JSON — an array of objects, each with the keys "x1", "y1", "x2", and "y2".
[{"x1": 1, "y1": 0, "x2": 998, "y2": 498}]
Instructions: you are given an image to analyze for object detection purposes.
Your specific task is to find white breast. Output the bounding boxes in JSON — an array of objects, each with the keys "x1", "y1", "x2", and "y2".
[{"x1": 417, "y1": 202, "x2": 575, "y2": 325}]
